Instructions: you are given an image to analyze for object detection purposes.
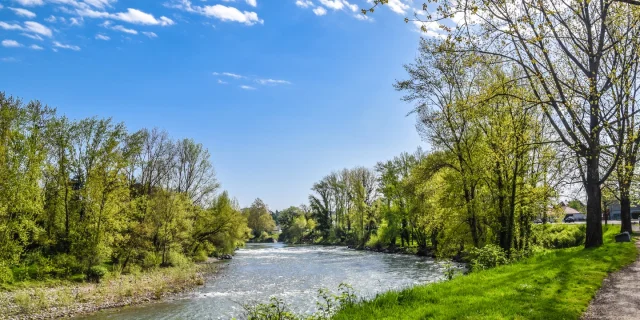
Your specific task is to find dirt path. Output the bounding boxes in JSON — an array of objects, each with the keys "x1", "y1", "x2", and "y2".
[{"x1": 583, "y1": 231, "x2": 640, "y2": 320}]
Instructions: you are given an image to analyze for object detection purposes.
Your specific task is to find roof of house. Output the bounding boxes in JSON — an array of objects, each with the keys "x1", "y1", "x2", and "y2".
[{"x1": 563, "y1": 206, "x2": 581, "y2": 214}]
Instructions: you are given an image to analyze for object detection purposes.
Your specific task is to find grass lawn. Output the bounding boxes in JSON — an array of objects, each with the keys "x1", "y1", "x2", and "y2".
[{"x1": 333, "y1": 226, "x2": 637, "y2": 320}]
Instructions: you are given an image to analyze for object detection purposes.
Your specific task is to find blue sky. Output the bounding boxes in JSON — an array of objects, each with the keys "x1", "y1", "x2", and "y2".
[{"x1": 0, "y1": 0, "x2": 441, "y2": 210}]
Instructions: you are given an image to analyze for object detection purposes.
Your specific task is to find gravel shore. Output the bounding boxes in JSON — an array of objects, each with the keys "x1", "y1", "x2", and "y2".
[{"x1": 0, "y1": 262, "x2": 218, "y2": 320}]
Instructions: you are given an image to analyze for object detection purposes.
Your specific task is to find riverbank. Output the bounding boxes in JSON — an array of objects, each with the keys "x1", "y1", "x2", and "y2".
[
  {"x1": 333, "y1": 227, "x2": 638, "y2": 319},
  {"x1": 0, "y1": 262, "x2": 218, "y2": 320}
]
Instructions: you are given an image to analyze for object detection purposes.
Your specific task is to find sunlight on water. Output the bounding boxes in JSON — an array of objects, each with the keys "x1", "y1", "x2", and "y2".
[{"x1": 83, "y1": 243, "x2": 449, "y2": 320}]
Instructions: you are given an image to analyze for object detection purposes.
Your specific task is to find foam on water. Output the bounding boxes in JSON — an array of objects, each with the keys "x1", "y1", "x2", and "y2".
[{"x1": 83, "y1": 243, "x2": 452, "y2": 320}]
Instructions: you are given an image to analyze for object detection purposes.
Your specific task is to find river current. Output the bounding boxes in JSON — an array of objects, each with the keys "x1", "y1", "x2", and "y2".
[{"x1": 86, "y1": 243, "x2": 448, "y2": 319}]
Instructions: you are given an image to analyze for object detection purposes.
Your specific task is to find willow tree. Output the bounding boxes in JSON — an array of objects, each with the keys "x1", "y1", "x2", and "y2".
[
  {"x1": 368, "y1": 0, "x2": 640, "y2": 247},
  {"x1": 396, "y1": 43, "x2": 488, "y2": 247}
]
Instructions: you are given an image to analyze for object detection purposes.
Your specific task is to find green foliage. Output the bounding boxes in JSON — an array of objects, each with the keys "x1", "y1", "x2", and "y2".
[
  {"x1": 243, "y1": 283, "x2": 358, "y2": 320},
  {"x1": 243, "y1": 297, "x2": 299, "y2": 320},
  {"x1": 245, "y1": 198, "x2": 276, "y2": 239},
  {"x1": 0, "y1": 264, "x2": 14, "y2": 284},
  {"x1": 334, "y1": 233, "x2": 638, "y2": 319},
  {"x1": 86, "y1": 265, "x2": 108, "y2": 283},
  {"x1": 532, "y1": 224, "x2": 586, "y2": 249},
  {"x1": 469, "y1": 244, "x2": 508, "y2": 272},
  {"x1": 442, "y1": 261, "x2": 459, "y2": 281},
  {"x1": 0, "y1": 92, "x2": 250, "y2": 285},
  {"x1": 365, "y1": 234, "x2": 381, "y2": 249}
]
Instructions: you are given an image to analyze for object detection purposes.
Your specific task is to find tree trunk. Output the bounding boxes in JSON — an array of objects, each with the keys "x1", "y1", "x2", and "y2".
[
  {"x1": 585, "y1": 159, "x2": 603, "y2": 248},
  {"x1": 620, "y1": 185, "x2": 632, "y2": 234}
]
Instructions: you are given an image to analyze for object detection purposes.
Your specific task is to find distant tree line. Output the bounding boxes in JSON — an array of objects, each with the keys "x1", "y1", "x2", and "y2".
[{"x1": 0, "y1": 92, "x2": 251, "y2": 284}]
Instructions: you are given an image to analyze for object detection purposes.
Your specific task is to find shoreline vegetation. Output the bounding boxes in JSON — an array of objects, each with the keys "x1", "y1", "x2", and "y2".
[
  {"x1": 0, "y1": 261, "x2": 219, "y2": 320},
  {"x1": 243, "y1": 227, "x2": 637, "y2": 320},
  {"x1": 333, "y1": 228, "x2": 638, "y2": 320},
  {"x1": 0, "y1": 92, "x2": 253, "y2": 320}
]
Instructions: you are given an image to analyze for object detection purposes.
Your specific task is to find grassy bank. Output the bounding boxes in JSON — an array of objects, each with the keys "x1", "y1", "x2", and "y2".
[
  {"x1": 333, "y1": 226, "x2": 637, "y2": 320},
  {"x1": 0, "y1": 262, "x2": 217, "y2": 319}
]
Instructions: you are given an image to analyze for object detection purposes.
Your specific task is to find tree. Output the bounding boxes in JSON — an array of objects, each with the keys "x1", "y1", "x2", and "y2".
[
  {"x1": 244, "y1": 198, "x2": 276, "y2": 239},
  {"x1": 174, "y1": 138, "x2": 220, "y2": 205},
  {"x1": 0, "y1": 92, "x2": 251, "y2": 283},
  {"x1": 369, "y1": 0, "x2": 640, "y2": 248}
]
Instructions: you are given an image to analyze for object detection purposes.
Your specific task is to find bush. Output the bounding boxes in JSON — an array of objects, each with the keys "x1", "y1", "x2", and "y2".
[
  {"x1": 469, "y1": 244, "x2": 508, "y2": 272},
  {"x1": 365, "y1": 234, "x2": 381, "y2": 249},
  {"x1": 193, "y1": 250, "x2": 209, "y2": 263},
  {"x1": 244, "y1": 297, "x2": 299, "y2": 320},
  {"x1": 142, "y1": 252, "x2": 162, "y2": 270},
  {"x1": 0, "y1": 264, "x2": 14, "y2": 284},
  {"x1": 532, "y1": 224, "x2": 586, "y2": 249},
  {"x1": 86, "y1": 265, "x2": 108, "y2": 283},
  {"x1": 52, "y1": 253, "x2": 81, "y2": 277},
  {"x1": 13, "y1": 291, "x2": 32, "y2": 311},
  {"x1": 167, "y1": 251, "x2": 191, "y2": 268}
]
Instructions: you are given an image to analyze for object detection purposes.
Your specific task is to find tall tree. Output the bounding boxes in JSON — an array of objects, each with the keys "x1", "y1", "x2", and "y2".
[{"x1": 368, "y1": 0, "x2": 640, "y2": 247}]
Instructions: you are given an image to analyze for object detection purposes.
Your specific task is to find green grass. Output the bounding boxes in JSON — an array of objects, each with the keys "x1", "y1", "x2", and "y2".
[{"x1": 333, "y1": 226, "x2": 638, "y2": 320}]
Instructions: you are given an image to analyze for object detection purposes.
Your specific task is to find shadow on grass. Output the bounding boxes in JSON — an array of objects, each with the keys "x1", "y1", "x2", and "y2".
[{"x1": 334, "y1": 231, "x2": 637, "y2": 320}]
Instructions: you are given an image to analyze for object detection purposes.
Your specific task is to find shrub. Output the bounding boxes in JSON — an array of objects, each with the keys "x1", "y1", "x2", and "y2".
[
  {"x1": 469, "y1": 244, "x2": 508, "y2": 272},
  {"x1": 375, "y1": 222, "x2": 400, "y2": 247},
  {"x1": 52, "y1": 253, "x2": 81, "y2": 277},
  {"x1": 532, "y1": 224, "x2": 586, "y2": 249},
  {"x1": 193, "y1": 250, "x2": 209, "y2": 263},
  {"x1": 86, "y1": 265, "x2": 108, "y2": 283},
  {"x1": 365, "y1": 234, "x2": 381, "y2": 249},
  {"x1": 167, "y1": 251, "x2": 191, "y2": 268},
  {"x1": 142, "y1": 252, "x2": 162, "y2": 270},
  {"x1": 244, "y1": 297, "x2": 299, "y2": 320},
  {"x1": 13, "y1": 291, "x2": 32, "y2": 311},
  {"x1": 0, "y1": 264, "x2": 14, "y2": 284}
]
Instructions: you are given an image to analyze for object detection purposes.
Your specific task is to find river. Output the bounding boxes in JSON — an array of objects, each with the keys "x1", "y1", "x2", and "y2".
[{"x1": 85, "y1": 243, "x2": 449, "y2": 319}]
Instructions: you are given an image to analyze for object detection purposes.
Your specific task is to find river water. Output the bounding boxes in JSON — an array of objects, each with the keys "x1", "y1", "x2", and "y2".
[{"x1": 86, "y1": 243, "x2": 448, "y2": 320}]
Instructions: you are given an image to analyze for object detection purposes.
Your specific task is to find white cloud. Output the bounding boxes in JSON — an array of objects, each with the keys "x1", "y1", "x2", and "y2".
[
  {"x1": 201, "y1": 5, "x2": 263, "y2": 25},
  {"x1": 1, "y1": 57, "x2": 20, "y2": 63},
  {"x1": 83, "y1": 0, "x2": 116, "y2": 9},
  {"x1": 217, "y1": 79, "x2": 228, "y2": 84},
  {"x1": 313, "y1": 6, "x2": 326, "y2": 16},
  {"x1": 378, "y1": 0, "x2": 409, "y2": 15},
  {"x1": 295, "y1": 0, "x2": 313, "y2": 8},
  {"x1": 75, "y1": 8, "x2": 175, "y2": 26},
  {"x1": 14, "y1": 0, "x2": 43, "y2": 6},
  {"x1": 95, "y1": 34, "x2": 110, "y2": 40},
  {"x1": 142, "y1": 31, "x2": 157, "y2": 38},
  {"x1": 29, "y1": 44, "x2": 43, "y2": 50},
  {"x1": 0, "y1": 4, "x2": 3, "y2": 9},
  {"x1": 240, "y1": 85, "x2": 255, "y2": 90},
  {"x1": 0, "y1": 21, "x2": 52, "y2": 37},
  {"x1": 314, "y1": 0, "x2": 357, "y2": 11},
  {"x1": 318, "y1": 0, "x2": 342, "y2": 10},
  {"x1": 412, "y1": 21, "x2": 446, "y2": 38},
  {"x1": 0, "y1": 22, "x2": 24, "y2": 31},
  {"x1": 354, "y1": 13, "x2": 372, "y2": 21},
  {"x1": 112, "y1": 8, "x2": 175, "y2": 26},
  {"x1": 111, "y1": 25, "x2": 138, "y2": 34},
  {"x1": 217, "y1": 72, "x2": 243, "y2": 78},
  {"x1": 9, "y1": 7, "x2": 36, "y2": 18},
  {"x1": 246, "y1": 0, "x2": 257, "y2": 7},
  {"x1": 69, "y1": 17, "x2": 83, "y2": 25},
  {"x1": 53, "y1": 41, "x2": 80, "y2": 51},
  {"x1": 45, "y1": 15, "x2": 56, "y2": 22},
  {"x1": 2, "y1": 39, "x2": 22, "y2": 47},
  {"x1": 257, "y1": 78, "x2": 291, "y2": 85},
  {"x1": 24, "y1": 21, "x2": 52, "y2": 37},
  {"x1": 21, "y1": 33, "x2": 43, "y2": 40},
  {"x1": 171, "y1": 1, "x2": 263, "y2": 26}
]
